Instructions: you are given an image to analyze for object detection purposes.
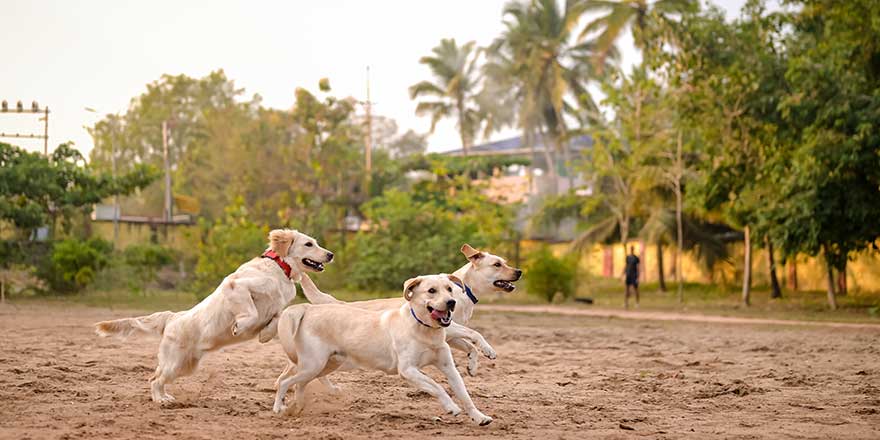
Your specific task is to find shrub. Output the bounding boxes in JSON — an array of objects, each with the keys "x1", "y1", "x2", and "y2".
[
  {"x1": 524, "y1": 246, "x2": 578, "y2": 303},
  {"x1": 40, "y1": 238, "x2": 113, "y2": 293},
  {"x1": 122, "y1": 243, "x2": 176, "y2": 294}
]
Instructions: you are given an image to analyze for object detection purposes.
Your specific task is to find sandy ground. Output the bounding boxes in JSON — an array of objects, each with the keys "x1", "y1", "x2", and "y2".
[{"x1": 1, "y1": 303, "x2": 879, "y2": 439}]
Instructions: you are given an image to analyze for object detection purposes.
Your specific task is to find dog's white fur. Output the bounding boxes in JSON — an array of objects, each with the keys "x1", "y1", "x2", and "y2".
[
  {"x1": 274, "y1": 274, "x2": 493, "y2": 425},
  {"x1": 94, "y1": 229, "x2": 335, "y2": 403},
  {"x1": 285, "y1": 244, "x2": 521, "y2": 383}
]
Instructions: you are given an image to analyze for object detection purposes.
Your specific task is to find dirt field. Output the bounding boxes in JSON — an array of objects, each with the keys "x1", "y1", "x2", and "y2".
[{"x1": 1, "y1": 303, "x2": 879, "y2": 439}]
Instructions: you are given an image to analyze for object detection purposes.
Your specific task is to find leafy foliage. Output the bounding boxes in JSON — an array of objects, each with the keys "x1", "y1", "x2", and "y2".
[
  {"x1": 344, "y1": 180, "x2": 514, "y2": 291},
  {"x1": 193, "y1": 198, "x2": 268, "y2": 297},
  {"x1": 523, "y1": 246, "x2": 578, "y2": 302},
  {"x1": 41, "y1": 238, "x2": 113, "y2": 293}
]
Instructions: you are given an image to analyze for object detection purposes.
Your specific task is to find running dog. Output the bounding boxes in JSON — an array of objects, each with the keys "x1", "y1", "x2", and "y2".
[
  {"x1": 277, "y1": 243, "x2": 521, "y2": 386},
  {"x1": 273, "y1": 274, "x2": 493, "y2": 425},
  {"x1": 94, "y1": 229, "x2": 335, "y2": 403}
]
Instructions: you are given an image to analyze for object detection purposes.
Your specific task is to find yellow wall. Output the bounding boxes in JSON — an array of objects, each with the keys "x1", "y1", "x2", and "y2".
[
  {"x1": 90, "y1": 221, "x2": 199, "y2": 255},
  {"x1": 522, "y1": 240, "x2": 880, "y2": 293}
]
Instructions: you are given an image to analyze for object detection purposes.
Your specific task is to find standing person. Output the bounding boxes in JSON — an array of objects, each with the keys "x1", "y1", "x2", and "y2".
[{"x1": 623, "y1": 245, "x2": 640, "y2": 309}]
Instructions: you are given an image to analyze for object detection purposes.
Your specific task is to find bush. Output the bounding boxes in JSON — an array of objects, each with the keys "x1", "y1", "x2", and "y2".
[
  {"x1": 193, "y1": 198, "x2": 267, "y2": 297},
  {"x1": 122, "y1": 243, "x2": 176, "y2": 294},
  {"x1": 40, "y1": 238, "x2": 113, "y2": 293},
  {"x1": 524, "y1": 246, "x2": 578, "y2": 303},
  {"x1": 344, "y1": 187, "x2": 514, "y2": 291}
]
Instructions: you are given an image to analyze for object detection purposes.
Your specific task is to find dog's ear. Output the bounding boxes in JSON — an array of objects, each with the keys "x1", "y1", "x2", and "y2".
[
  {"x1": 460, "y1": 243, "x2": 484, "y2": 261},
  {"x1": 269, "y1": 229, "x2": 295, "y2": 257},
  {"x1": 447, "y1": 274, "x2": 463, "y2": 288},
  {"x1": 403, "y1": 277, "x2": 422, "y2": 301}
]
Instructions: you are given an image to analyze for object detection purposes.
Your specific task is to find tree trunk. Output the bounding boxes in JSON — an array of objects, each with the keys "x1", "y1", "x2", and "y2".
[
  {"x1": 787, "y1": 257, "x2": 798, "y2": 291},
  {"x1": 603, "y1": 246, "x2": 614, "y2": 277},
  {"x1": 741, "y1": 225, "x2": 752, "y2": 307},
  {"x1": 675, "y1": 131, "x2": 684, "y2": 304},
  {"x1": 657, "y1": 242, "x2": 667, "y2": 292},
  {"x1": 766, "y1": 236, "x2": 782, "y2": 299},
  {"x1": 824, "y1": 250, "x2": 838, "y2": 310},
  {"x1": 837, "y1": 261, "x2": 848, "y2": 296}
]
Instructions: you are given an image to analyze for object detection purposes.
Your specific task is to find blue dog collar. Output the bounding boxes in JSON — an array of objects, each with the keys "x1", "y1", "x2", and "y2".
[
  {"x1": 410, "y1": 307, "x2": 434, "y2": 328},
  {"x1": 452, "y1": 281, "x2": 478, "y2": 304}
]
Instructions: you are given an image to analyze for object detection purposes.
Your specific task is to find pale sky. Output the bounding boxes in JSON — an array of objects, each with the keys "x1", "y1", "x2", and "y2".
[{"x1": 1, "y1": 0, "x2": 746, "y2": 157}]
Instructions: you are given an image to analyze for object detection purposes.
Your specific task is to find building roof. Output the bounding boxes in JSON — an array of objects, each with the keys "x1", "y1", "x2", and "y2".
[{"x1": 441, "y1": 134, "x2": 593, "y2": 157}]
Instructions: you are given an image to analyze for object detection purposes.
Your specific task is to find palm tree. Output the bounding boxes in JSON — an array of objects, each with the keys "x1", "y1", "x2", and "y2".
[
  {"x1": 581, "y1": 0, "x2": 698, "y2": 66},
  {"x1": 486, "y1": 0, "x2": 616, "y2": 193},
  {"x1": 409, "y1": 39, "x2": 483, "y2": 156}
]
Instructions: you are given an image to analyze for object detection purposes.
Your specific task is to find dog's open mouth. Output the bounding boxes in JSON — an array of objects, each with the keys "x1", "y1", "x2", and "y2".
[
  {"x1": 427, "y1": 306, "x2": 452, "y2": 327},
  {"x1": 493, "y1": 279, "x2": 516, "y2": 292},
  {"x1": 302, "y1": 258, "x2": 325, "y2": 272}
]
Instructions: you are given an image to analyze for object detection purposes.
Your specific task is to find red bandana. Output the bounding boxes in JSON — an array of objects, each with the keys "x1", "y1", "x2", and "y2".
[{"x1": 261, "y1": 250, "x2": 293, "y2": 279}]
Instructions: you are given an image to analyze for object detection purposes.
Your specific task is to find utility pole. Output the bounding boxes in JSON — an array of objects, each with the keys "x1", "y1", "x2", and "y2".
[
  {"x1": 110, "y1": 117, "x2": 119, "y2": 242},
  {"x1": 0, "y1": 100, "x2": 49, "y2": 156},
  {"x1": 364, "y1": 66, "x2": 373, "y2": 192},
  {"x1": 162, "y1": 121, "x2": 172, "y2": 223}
]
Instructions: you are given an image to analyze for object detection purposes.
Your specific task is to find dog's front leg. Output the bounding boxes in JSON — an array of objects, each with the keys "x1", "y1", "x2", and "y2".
[
  {"x1": 436, "y1": 347, "x2": 493, "y2": 426},
  {"x1": 298, "y1": 273, "x2": 343, "y2": 305},
  {"x1": 446, "y1": 322, "x2": 496, "y2": 359},
  {"x1": 398, "y1": 365, "x2": 461, "y2": 416},
  {"x1": 449, "y1": 338, "x2": 482, "y2": 377}
]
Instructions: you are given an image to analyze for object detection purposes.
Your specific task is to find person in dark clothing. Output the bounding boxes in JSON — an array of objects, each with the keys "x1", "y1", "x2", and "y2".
[{"x1": 623, "y1": 245, "x2": 640, "y2": 309}]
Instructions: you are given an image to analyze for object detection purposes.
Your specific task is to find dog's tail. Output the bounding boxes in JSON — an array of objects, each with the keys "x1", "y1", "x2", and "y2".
[
  {"x1": 278, "y1": 304, "x2": 309, "y2": 361},
  {"x1": 298, "y1": 273, "x2": 343, "y2": 305},
  {"x1": 94, "y1": 311, "x2": 177, "y2": 339}
]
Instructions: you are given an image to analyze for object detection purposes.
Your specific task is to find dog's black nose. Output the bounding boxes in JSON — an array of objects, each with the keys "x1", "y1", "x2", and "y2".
[
  {"x1": 326, "y1": 252, "x2": 334, "y2": 262},
  {"x1": 514, "y1": 269, "x2": 523, "y2": 279},
  {"x1": 446, "y1": 299, "x2": 456, "y2": 311}
]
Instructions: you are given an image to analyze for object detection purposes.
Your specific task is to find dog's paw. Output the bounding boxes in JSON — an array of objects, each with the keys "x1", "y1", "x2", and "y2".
[
  {"x1": 467, "y1": 352, "x2": 479, "y2": 377},
  {"x1": 474, "y1": 414, "x2": 493, "y2": 426},
  {"x1": 231, "y1": 322, "x2": 240, "y2": 337},
  {"x1": 272, "y1": 403, "x2": 287, "y2": 414},
  {"x1": 480, "y1": 344, "x2": 497, "y2": 360},
  {"x1": 154, "y1": 393, "x2": 176, "y2": 404},
  {"x1": 445, "y1": 404, "x2": 462, "y2": 417}
]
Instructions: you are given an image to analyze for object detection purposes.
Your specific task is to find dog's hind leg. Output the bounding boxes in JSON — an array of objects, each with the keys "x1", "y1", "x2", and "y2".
[
  {"x1": 225, "y1": 277, "x2": 271, "y2": 337},
  {"x1": 448, "y1": 337, "x2": 481, "y2": 377},
  {"x1": 273, "y1": 356, "x2": 327, "y2": 414},
  {"x1": 151, "y1": 337, "x2": 201, "y2": 403}
]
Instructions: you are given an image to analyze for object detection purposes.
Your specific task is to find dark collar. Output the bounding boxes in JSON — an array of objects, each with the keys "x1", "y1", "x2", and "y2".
[
  {"x1": 452, "y1": 281, "x2": 478, "y2": 304},
  {"x1": 410, "y1": 307, "x2": 435, "y2": 328},
  {"x1": 261, "y1": 249, "x2": 293, "y2": 279}
]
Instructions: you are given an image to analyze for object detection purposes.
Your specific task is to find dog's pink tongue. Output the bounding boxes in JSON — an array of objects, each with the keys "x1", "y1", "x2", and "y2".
[{"x1": 430, "y1": 309, "x2": 446, "y2": 320}]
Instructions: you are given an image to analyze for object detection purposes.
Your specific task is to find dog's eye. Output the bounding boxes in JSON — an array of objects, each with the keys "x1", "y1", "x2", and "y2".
[
  {"x1": 494, "y1": 262, "x2": 502, "y2": 267},
  {"x1": 428, "y1": 288, "x2": 436, "y2": 294},
  {"x1": 447, "y1": 287, "x2": 452, "y2": 292},
  {"x1": 305, "y1": 242, "x2": 313, "y2": 247}
]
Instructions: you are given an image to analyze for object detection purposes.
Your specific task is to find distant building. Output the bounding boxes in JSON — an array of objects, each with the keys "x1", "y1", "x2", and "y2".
[{"x1": 442, "y1": 134, "x2": 593, "y2": 241}]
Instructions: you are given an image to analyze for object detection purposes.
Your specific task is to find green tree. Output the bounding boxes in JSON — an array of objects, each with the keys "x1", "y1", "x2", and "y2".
[
  {"x1": 486, "y1": 0, "x2": 614, "y2": 192},
  {"x1": 765, "y1": 0, "x2": 880, "y2": 309},
  {"x1": 0, "y1": 142, "x2": 156, "y2": 238},
  {"x1": 410, "y1": 38, "x2": 484, "y2": 156},
  {"x1": 581, "y1": 0, "x2": 698, "y2": 65}
]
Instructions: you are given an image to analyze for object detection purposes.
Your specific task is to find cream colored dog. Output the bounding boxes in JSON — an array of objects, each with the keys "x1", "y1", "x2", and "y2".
[
  {"x1": 94, "y1": 229, "x2": 335, "y2": 403},
  {"x1": 279, "y1": 243, "x2": 521, "y2": 385},
  {"x1": 273, "y1": 274, "x2": 493, "y2": 425}
]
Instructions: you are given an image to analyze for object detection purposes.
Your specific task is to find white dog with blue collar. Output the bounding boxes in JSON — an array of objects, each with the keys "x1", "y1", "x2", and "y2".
[{"x1": 273, "y1": 274, "x2": 493, "y2": 425}]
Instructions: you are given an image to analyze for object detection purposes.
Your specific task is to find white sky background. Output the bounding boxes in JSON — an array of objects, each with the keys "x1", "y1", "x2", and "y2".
[{"x1": 1, "y1": 0, "x2": 746, "y2": 157}]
